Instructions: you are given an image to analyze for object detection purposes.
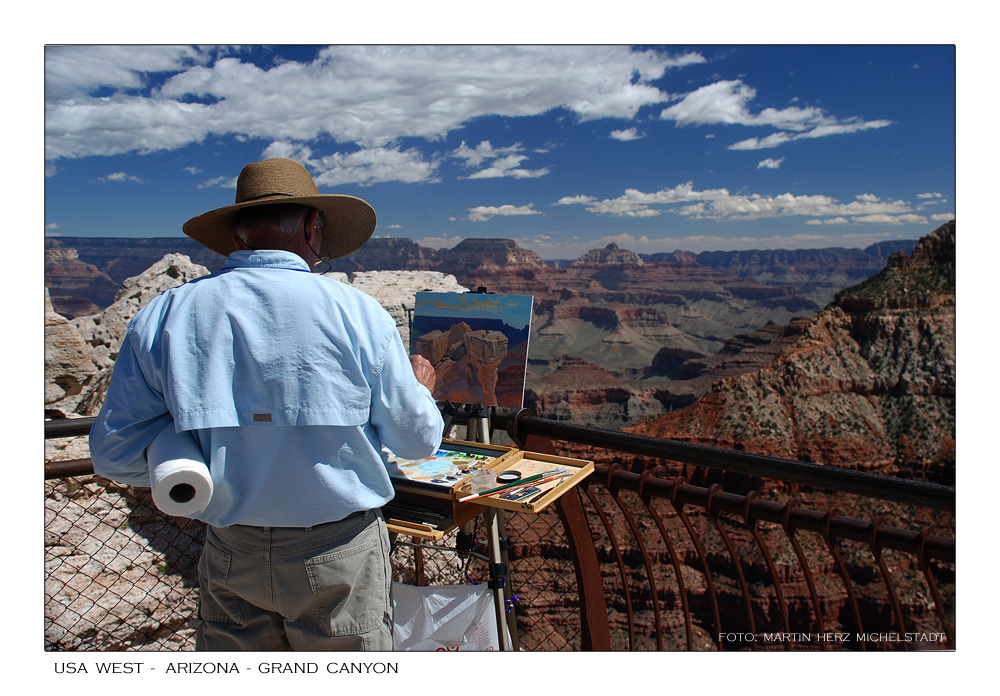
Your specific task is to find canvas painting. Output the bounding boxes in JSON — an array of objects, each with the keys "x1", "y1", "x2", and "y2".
[{"x1": 412, "y1": 292, "x2": 533, "y2": 409}]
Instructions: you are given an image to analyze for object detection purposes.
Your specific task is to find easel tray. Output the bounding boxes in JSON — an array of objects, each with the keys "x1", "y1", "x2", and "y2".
[
  {"x1": 453, "y1": 450, "x2": 593, "y2": 515},
  {"x1": 383, "y1": 439, "x2": 516, "y2": 540}
]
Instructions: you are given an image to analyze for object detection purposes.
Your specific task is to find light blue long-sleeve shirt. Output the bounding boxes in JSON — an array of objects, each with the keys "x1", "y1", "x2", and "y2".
[{"x1": 89, "y1": 250, "x2": 444, "y2": 527}]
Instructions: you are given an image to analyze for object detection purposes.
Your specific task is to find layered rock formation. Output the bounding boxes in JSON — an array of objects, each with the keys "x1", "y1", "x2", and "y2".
[
  {"x1": 45, "y1": 246, "x2": 119, "y2": 317},
  {"x1": 45, "y1": 232, "x2": 921, "y2": 428},
  {"x1": 571, "y1": 242, "x2": 644, "y2": 267},
  {"x1": 628, "y1": 222, "x2": 956, "y2": 483},
  {"x1": 689, "y1": 244, "x2": 913, "y2": 289},
  {"x1": 525, "y1": 357, "x2": 665, "y2": 427},
  {"x1": 328, "y1": 237, "x2": 441, "y2": 273},
  {"x1": 45, "y1": 254, "x2": 211, "y2": 419},
  {"x1": 45, "y1": 237, "x2": 225, "y2": 317},
  {"x1": 523, "y1": 317, "x2": 815, "y2": 427},
  {"x1": 46, "y1": 234, "x2": 914, "y2": 319},
  {"x1": 74, "y1": 254, "x2": 212, "y2": 370},
  {"x1": 654, "y1": 317, "x2": 812, "y2": 382},
  {"x1": 45, "y1": 288, "x2": 99, "y2": 418}
]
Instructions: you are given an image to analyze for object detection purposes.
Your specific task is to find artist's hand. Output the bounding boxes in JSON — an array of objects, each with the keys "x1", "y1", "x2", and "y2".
[{"x1": 409, "y1": 355, "x2": 436, "y2": 392}]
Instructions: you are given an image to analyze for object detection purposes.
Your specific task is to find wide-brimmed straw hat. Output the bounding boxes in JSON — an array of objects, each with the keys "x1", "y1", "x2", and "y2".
[{"x1": 182, "y1": 158, "x2": 376, "y2": 259}]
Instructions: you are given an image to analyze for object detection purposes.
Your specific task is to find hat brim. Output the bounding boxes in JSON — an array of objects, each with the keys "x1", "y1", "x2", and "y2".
[{"x1": 182, "y1": 194, "x2": 376, "y2": 260}]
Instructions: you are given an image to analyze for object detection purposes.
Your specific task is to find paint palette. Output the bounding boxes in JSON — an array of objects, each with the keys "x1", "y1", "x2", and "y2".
[
  {"x1": 382, "y1": 440, "x2": 593, "y2": 540},
  {"x1": 384, "y1": 442, "x2": 504, "y2": 490}
]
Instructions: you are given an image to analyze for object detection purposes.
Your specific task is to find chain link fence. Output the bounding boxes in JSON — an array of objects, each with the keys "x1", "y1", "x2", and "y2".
[
  {"x1": 45, "y1": 473, "x2": 580, "y2": 651},
  {"x1": 45, "y1": 475, "x2": 202, "y2": 650}
]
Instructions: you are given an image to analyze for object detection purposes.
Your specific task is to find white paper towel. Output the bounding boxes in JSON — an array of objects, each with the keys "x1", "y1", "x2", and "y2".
[{"x1": 148, "y1": 425, "x2": 213, "y2": 518}]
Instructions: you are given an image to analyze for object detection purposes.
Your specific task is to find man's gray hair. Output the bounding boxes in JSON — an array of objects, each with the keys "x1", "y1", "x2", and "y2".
[{"x1": 233, "y1": 203, "x2": 323, "y2": 240}]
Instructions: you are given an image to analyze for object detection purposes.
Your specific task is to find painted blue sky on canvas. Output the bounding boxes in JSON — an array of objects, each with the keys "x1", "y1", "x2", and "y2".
[
  {"x1": 44, "y1": 45, "x2": 955, "y2": 259},
  {"x1": 415, "y1": 293, "x2": 534, "y2": 331}
]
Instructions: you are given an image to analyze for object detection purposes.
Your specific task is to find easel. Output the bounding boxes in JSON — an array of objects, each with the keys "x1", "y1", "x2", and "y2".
[
  {"x1": 447, "y1": 283, "x2": 517, "y2": 651},
  {"x1": 461, "y1": 403, "x2": 517, "y2": 651},
  {"x1": 390, "y1": 412, "x2": 592, "y2": 653},
  {"x1": 394, "y1": 285, "x2": 579, "y2": 651}
]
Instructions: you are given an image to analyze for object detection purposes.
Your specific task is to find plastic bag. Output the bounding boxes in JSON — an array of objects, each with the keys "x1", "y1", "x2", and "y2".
[{"x1": 392, "y1": 582, "x2": 503, "y2": 651}]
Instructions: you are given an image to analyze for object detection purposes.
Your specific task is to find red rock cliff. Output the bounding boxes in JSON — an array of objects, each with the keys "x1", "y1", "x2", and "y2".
[{"x1": 629, "y1": 222, "x2": 956, "y2": 484}]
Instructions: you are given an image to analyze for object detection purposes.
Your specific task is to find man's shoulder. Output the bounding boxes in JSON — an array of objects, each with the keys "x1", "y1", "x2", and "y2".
[
  {"x1": 313, "y1": 276, "x2": 398, "y2": 332},
  {"x1": 134, "y1": 271, "x2": 213, "y2": 310},
  {"x1": 127, "y1": 266, "x2": 242, "y2": 330},
  {"x1": 314, "y1": 274, "x2": 386, "y2": 307}
]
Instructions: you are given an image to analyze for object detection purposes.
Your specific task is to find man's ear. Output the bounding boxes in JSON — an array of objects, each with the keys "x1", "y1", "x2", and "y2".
[
  {"x1": 305, "y1": 209, "x2": 322, "y2": 248},
  {"x1": 233, "y1": 234, "x2": 247, "y2": 251}
]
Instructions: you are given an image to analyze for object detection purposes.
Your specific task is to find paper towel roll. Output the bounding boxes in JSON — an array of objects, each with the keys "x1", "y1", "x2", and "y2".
[{"x1": 148, "y1": 425, "x2": 213, "y2": 517}]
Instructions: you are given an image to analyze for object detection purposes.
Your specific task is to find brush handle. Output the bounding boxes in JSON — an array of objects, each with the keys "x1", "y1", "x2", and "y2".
[{"x1": 458, "y1": 469, "x2": 565, "y2": 502}]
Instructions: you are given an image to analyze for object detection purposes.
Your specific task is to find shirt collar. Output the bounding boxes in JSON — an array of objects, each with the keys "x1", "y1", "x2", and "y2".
[{"x1": 221, "y1": 249, "x2": 312, "y2": 272}]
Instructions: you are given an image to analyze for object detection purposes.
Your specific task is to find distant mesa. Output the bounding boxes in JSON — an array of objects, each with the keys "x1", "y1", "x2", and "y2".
[
  {"x1": 45, "y1": 233, "x2": 918, "y2": 319},
  {"x1": 570, "y1": 243, "x2": 644, "y2": 267}
]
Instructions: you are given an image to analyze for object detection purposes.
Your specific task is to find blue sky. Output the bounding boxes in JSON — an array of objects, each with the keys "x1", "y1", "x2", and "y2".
[
  {"x1": 43, "y1": 44, "x2": 955, "y2": 260},
  {"x1": 415, "y1": 293, "x2": 534, "y2": 330}
]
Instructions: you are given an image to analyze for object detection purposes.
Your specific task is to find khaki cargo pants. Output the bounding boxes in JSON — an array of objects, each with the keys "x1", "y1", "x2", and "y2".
[{"x1": 195, "y1": 509, "x2": 393, "y2": 651}]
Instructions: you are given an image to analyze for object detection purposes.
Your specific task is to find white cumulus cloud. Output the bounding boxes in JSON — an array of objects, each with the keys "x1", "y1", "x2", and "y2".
[
  {"x1": 451, "y1": 141, "x2": 550, "y2": 179},
  {"x1": 45, "y1": 45, "x2": 211, "y2": 101},
  {"x1": 555, "y1": 182, "x2": 921, "y2": 224},
  {"x1": 660, "y1": 78, "x2": 892, "y2": 151},
  {"x1": 661, "y1": 80, "x2": 825, "y2": 129},
  {"x1": 258, "y1": 141, "x2": 441, "y2": 186},
  {"x1": 610, "y1": 127, "x2": 643, "y2": 141},
  {"x1": 467, "y1": 204, "x2": 540, "y2": 222},
  {"x1": 45, "y1": 45, "x2": 703, "y2": 173},
  {"x1": 91, "y1": 171, "x2": 147, "y2": 184}
]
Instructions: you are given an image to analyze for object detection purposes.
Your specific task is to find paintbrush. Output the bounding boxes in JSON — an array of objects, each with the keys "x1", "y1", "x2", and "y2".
[{"x1": 457, "y1": 469, "x2": 567, "y2": 502}]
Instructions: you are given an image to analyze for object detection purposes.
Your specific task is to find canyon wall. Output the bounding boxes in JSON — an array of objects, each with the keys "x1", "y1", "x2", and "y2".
[
  {"x1": 628, "y1": 221, "x2": 956, "y2": 484},
  {"x1": 45, "y1": 232, "x2": 921, "y2": 429}
]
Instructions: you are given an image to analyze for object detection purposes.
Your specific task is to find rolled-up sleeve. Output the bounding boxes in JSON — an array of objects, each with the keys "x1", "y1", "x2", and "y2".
[
  {"x1": 369, "y1": 327, "x2": 443, "y2": 459},
  {"x1": 88, "y1": 330, "x2": 172, "y2": 487}
]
